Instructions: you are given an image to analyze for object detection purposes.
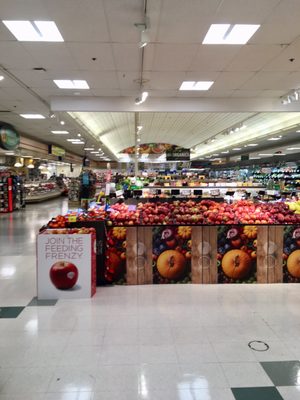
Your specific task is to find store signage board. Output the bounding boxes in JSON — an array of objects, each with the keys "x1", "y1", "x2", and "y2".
[
  {"x1": 49, "y1": 145, "x2": 65, "y2": 157},
  {"x1": 166, "y1": 147, "x2": 190, "y2": 161},
  {"x1": 37, "y1": 232, "x2": 96, "y2": 299},
  {"x1": 0, "y1": 123, "x2": 20, "y2": 150}
]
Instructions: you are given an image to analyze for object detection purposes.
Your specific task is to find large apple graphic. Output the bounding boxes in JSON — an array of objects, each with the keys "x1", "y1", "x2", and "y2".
[{"x1": 49, "y1": 261, "x2": 79, "y2": 290}]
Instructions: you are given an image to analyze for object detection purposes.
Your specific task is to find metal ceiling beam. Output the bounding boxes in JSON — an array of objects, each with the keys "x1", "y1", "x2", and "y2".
[{"x1": 50, "y1": 96, "x2": 300, "y2": 113}]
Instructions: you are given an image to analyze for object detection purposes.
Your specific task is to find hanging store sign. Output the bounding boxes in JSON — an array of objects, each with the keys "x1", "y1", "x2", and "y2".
[
  {"x1": 166, "y1": 146, "x2": 190, "y2": 161},
  {"x1": 49, "y1": 144, "x2": 65, "y2": 157},
  {"x1": 0, "y1": 123, "x2": 20, "y2": 150}
]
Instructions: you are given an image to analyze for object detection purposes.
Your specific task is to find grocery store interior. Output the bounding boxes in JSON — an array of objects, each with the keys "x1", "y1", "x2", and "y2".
[{"x1": 1, "y1": 1, "x2": 300, "y2": 399}]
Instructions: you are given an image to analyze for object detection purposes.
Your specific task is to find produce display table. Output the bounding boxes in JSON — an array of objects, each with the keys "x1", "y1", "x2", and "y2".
[
  {"x1": 45, "y1": 199, "x2": 300, "y2": 286},
  {"x1": 104, "y1": 224, "x2": 300, "y2": 285}
]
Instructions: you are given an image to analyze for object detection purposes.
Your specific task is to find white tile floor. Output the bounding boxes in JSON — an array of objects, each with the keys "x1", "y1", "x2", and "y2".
[{"x1": 1, "y1": 199, "x2": 300, "y2": 399}]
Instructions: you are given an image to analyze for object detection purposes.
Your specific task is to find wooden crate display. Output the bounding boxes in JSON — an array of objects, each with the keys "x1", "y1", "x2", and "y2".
[
  {"x1": 191, "y1": 226, "x2": 217, "y2": 284},
  {"x1": 257, "y1": 226, "x2": 283, "y2": 283}
]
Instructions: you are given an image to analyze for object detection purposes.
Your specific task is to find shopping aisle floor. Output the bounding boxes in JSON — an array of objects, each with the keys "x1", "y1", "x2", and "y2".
[{"x1": 0, "y1": 200, "x2": 300, "y2": 400}]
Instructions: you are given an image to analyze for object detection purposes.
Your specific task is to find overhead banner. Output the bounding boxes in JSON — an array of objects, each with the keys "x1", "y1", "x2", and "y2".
[
  {"x1": 166, "y1": 146, "x2": 190, "y2": 161},
  {"x1": 0, "y1": 123, "x2": 20, "y2": 150},
  {"x1": 49, "y1": 144, "x2": 65, "y2": 157}
]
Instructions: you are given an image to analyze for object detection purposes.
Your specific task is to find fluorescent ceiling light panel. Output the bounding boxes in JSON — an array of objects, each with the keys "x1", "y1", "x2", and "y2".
[
  {"x1": 268, "y1": 136, "x2": 282, "y2": 141},
  {"x1": 67, "y1": 138, "x2": 81, "y2": 142},
  {"x1": 259, "y1": 153, "x2": 273, "y2": 156},
  {"x1": 84, "y1": 148, "x2": 94, "y2": 151},
  {"x1": 72, "y1": 141, "x2": 84, "y2": 144},
  {"x1": 0, "y1": 76, "x2": 4, "y2": 81},
  {"x1": 2, "y1": 20, "x2": 64, "y2": 42},
  {"x1": 179, "y1": 81, "x2": 214, "y2": 91},
  {"x1": 90, "y1": 151, "x2": 100, "y2": 154},
  {"x1": 51, "y1": 130, "x2": 69, "y2": 134},
  {"x1": 203, "y1": 24, "x2": 260, "y2": 45},
  {"x1": 232, "y1": 148, "x2": 241, "y2": 151},
  {"x1": 53, "y1": 80, "x2": 89, "y2": 89},
  {"x1": 247, "y1": 143, "x2": 258, "y2": 146},
  {"x1": 287, "y1": 147, "x2": 300, "y2": 151},
  {"x1": 20, "y1": 114, "x2": 45, "y2": 119}
]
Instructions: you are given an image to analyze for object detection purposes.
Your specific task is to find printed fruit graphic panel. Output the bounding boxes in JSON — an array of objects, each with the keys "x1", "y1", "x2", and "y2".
[
  {"x1": 217, "y1": 225, "x2": 257, "y2": 283},
  {"x1": 49, "y1": 261, "x2": 79, "y2": 290},
  {"x1": 283, "y1": 226, "x2": 300, "y2": 283},
  {"x1": 105, "y1": 227, "x2": 127, "y2": 284},
  {"x1": 152, "y1": 226, "x2": 192, "y2": 284}
]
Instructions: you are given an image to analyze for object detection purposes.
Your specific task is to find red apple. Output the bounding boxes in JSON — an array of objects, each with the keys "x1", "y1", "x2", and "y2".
[{"x1": 49, "y1": 261, "x2": 79, "y2": 290}]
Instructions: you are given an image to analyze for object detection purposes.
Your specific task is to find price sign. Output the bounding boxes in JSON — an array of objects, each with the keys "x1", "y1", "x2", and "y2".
[{"x1": 68, "y1": 215, "x2": 77, "y2": 222}]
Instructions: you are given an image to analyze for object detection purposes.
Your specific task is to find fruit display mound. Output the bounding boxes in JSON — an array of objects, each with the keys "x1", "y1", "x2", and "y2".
[
  {"x1": 283, "y1": 226, "x2": 300, "y2": 283},
  {"x1": 152, "y1": 226, "x2": 192, "y2": 284},
  {"x1": 45, "y1": 199, "x2": 300, "y2": 229},
  {"x1": 217, "y1": 226, "x2": 257, "y2": 284}
]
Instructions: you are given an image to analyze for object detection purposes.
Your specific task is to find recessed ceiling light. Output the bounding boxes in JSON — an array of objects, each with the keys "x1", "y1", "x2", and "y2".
[
  {"x1": 179, "y1": 81, "x2": 214, "y2": 91},
  {"x1": 0, "y1": 76, "x2": 4, "y2": 81},
  {"x1": 249, "y1": 157, "x2": 261, "y2": 160},
  {"x1": 287, "y1": 147, "x2": 300, "y2": 151},
  {"x1": 274, "y1": 153, "x2": 286, "y2": 156},
  {"x1": 2, "y1": 20, "x2": 64, "y2": 42},
  {"x1": 296, "y1": 130, "x2": 300, "y2": 133},
  {"x1": 90, "y1": 151, "x2": 100, "y2": 154},
  {"x1": 54, "y1": 80, "x2": 89, "y2": 89},
  {"x1": 259, "y1": 153, "x2": 273, "y2": 156},
  {"x1": 84, "y1": 147, "x2": 94, "y2": 151},
  {"x1": 247, "y1": 143, "x2": 258, "y2": 146},
  {"x1": 67, "y1": 139, "x2": 81, "y2": 142},
  {"x1": 221, "y1": 150, "x2": 229, "y2": 154},
  {"x1": 5, "y1": 152, "x2": 14, "y2": 155},
  {"x1": 20, "y1": 114, "x2": 45, "y2": 119},
  {"x1": 267, "y1": 136, "x2": 282, "y2": 141},
  {"x1": 202, "y1": 24, "x2": 260, "y2": 45},
  {"x1": 51, "y1": 130, "x2": 69, "y2": 134},
  {"x1": 71, "y1": 141, "x2": 84, "y2": 144},
  {"x1": 232, "y1": 148, "x2": 241, "y2": 151}
]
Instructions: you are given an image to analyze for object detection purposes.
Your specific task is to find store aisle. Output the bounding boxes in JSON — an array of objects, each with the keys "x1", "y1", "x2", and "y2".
[{"x1": 1, "y1": 204, "x2": 300, "y2": 399}]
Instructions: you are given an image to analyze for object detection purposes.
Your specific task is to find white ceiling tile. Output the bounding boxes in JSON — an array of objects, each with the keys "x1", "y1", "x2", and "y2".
[
  {"x1": 240, "y1": 71, "x2": 289, "y2": 90},
  {"x1": 262, "y1": 39, "x2": 300, "y2": 71},
  {"x1": 91, "y1": 88, "x2": 122, "y2": 96},
  {"x1": 230, "y1": 90, "x2": 265, "y2": 98},
  {"x1": 144, "y1": 90, "x2": 178, "y2": 97},
  {"x1": 103, "y1": 0, "x2": 142, "y2": 43},
  {"x1": 146, "y1": 71, "x2": 184, "y2": 90},
  {"x1": 23, "y1": 43, "x2": 77, "y2": 70},
  {"x1": 215, "y1": 0, "x2": 280, "y2": 24},
  {"x1": 189, "y1": 45, "x2": 241, "y2": 72},
  {"x1": 225, "y1": 45, "x2": 284, "y2": 72},
  {"x1": 85, "y1": 71, "x2": 119, "y2": 89},
  {"x1": 258, "y1": 90, "x2": 287, "y2": 97},
  {"x1": 152, "y1": 44, "x2": 198, "y2": 71},
  {"x1": 112, "y1": 44, "x2": 140, "y2": 71},
  {"x1": 213, "y1": 72, "x2": 255, "y2": 90},
  {"x1": 45, "y1": 0, "x2": 110, "y2": 42},
  {"x1": 67, "y1": 43, "x2": 116, "y2": 71},
  {"x1": 116, "y1": 71, "x2": 141, "y2": 90},
  {"x1": 0, "y1": 42, "x2": 37, "y2": 69}
]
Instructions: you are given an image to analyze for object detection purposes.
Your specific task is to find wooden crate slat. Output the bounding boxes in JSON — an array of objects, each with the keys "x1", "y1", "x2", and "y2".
[
  {"x1": 191, "y1": 226, "x2": 203, "y2": 283},
  {"x1": 126, "y1": 227, "x2": 138, "y2": 285},
  {"x1": 257, "y1": 226, "x2": 268, "y2": 283}
]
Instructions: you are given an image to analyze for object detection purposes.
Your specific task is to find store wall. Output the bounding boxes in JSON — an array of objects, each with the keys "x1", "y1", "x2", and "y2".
[{"x1": 56, "y1": 164, "x2": 82, "y2": 178}]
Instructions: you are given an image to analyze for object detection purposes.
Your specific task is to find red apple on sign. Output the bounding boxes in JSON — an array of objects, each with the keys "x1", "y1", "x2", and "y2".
[{"x1": 50, "y1": 261, "x2": 78, "y2": 290}]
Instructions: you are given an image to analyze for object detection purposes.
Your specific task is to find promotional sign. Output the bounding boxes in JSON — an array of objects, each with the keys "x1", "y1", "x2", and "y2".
[
  {"x1": 37, "y1": 232, "x2": 96, "y2": 299},
  {"x1": 166, "y1": 146, "x2": 190, "y2": 161},
  {"x1": 49, "y1": 145, "x2": 66, "y2": 157},
  {"x1": 0, "y1": 123, "x2": 20, "y2": 150}
]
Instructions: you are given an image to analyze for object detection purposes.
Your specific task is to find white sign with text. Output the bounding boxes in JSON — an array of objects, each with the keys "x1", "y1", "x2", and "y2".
[{"x1": 37, "y1": 233, "x2": 93, "y2": 299}]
